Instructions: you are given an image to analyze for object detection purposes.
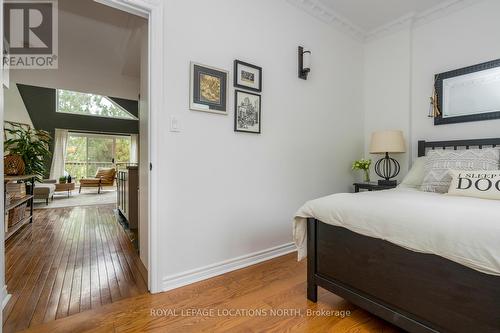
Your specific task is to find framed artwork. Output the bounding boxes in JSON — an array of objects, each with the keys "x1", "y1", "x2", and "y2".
[
  {"x1": 434, "y1": 58, "x2": 500, "y2": 125},
  {"x1": 190, "y1": 62, "x2": 228, "y2": 114},
  {"x1": 234, "y1": 60, "x2": 262, "y2": 92},
  {"x1": 234, "y1": 90, "x2": 261, "y2": 134}
]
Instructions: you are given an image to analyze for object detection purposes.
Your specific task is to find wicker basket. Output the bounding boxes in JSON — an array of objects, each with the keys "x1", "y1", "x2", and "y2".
[
  {"x1": 6, "y1": 182, "x2": 26, "y2": 199},
  {"x1": 4, "y1": 154, "x2": 25, "y2": 176},
  {"x1": 5, "y1": 193, "x2": 14, "y2": 206},
  {"x1": 8, "y1": 203, "x2": 27, "y2": 227}
]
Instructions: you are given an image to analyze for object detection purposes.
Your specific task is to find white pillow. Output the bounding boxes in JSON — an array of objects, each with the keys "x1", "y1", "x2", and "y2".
[
  {"x1": 420, "y1": 148, "x2": 500, "y2": 193},
  {"x1": 399, "y1": 157, "x2": 427, "y2": 188},
  {"x1": 447, "y1": 170, "x2": 500, "y2": 200}
]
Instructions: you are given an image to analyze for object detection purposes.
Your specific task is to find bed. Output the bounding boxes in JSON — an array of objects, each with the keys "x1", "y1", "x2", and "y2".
[{"x1": 296, "y1": 138, "x2": 500, "y2": 333}]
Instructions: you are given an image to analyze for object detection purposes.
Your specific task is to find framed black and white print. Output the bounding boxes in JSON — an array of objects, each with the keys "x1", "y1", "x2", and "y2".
[
  {"x1": 234, "y1": 60, "x2": 262, "y2": 92},
  {"x1": 190, "y1": 62, "x2": 228, "y2": 114},
  {"x1": 234, "y1": 90, "x2": 261, "y2": 134}
]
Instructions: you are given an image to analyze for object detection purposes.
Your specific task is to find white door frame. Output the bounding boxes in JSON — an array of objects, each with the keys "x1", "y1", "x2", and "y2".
[
  {"x1": 0, "y1": 0, "x2": 7, "y2": 321},
  {"x1": 92, "y1": 0, "x2": 164, "y2": 293},
  {"x1": 0, "y1": 0, "x2": 164, "y2": 308}
]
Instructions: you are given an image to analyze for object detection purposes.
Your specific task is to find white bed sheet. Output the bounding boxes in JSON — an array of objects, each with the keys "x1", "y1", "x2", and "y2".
[{"x1": 293, "y1": 187, "x2": 500, "y2": 276}]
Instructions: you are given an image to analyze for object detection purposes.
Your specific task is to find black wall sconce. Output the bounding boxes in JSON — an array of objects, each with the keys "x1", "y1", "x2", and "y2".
[{"x1": 298, "y1": 46, "x2": 311, "y2": 80}]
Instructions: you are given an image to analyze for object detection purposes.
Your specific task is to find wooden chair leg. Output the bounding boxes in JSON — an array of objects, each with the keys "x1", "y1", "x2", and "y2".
[{"x1": 79, "y1": 186, "x2": 82, "y2": 193}]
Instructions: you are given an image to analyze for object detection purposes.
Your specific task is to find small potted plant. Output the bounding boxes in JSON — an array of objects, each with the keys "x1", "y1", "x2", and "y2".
[
  {"x1": 59, "y1": 176, "x2": 67, "y2": 184},
  {"x1": 352, "y1": 158, "x2": 372, "y2": 182}
]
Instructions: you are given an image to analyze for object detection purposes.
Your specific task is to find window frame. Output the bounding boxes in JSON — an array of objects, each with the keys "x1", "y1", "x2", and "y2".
[
  {"x1": 56, "y1": 89, "x2": 139, "y2": 121},
  {"x1": 65, "y1": 132, "x2": 133, "y2": 179}
]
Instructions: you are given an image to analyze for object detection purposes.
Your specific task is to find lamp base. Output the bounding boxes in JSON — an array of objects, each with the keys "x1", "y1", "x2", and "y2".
[
  {"x1": 374, "y1": 153, "x2": 400, "y2": 187},
  {"x1": 378, "y1": 179, "x2": 397, "y2": 186}
]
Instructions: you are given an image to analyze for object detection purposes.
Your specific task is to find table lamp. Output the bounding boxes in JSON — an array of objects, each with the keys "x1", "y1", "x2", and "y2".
[{"x1": 369, "y1": 130, "x2": 406, "y2": 186}]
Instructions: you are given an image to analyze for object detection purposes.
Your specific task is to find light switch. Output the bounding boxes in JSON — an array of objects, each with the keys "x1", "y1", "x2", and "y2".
[{"x1": 170, "y1": 115, "x2": 181, "y2": 132}]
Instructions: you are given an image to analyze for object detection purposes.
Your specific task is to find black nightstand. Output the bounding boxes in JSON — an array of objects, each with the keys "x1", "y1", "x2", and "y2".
[{"x1": 353, "y1": 182, "x2": 397, "y2": 193}]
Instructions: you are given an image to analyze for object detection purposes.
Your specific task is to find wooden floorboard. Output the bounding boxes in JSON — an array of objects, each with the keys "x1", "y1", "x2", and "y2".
[
  {"x1": 3, "y1": 204, "x2": 148, "y2": 333},
  {"x1": 20, "y1": 253, "x2": 402, "y2": 333}
]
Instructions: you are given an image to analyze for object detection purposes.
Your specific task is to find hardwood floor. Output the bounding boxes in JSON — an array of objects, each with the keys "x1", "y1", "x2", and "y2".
[
  {"x1": 3, "y1": 204, "x2": 148, "y2": 333},
  {"x1": 21, "y1": 253, "x2": 402, "y2": 333}
]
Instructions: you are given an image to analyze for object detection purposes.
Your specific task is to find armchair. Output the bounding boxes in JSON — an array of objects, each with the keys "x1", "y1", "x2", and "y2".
[{"x1": 79, "y1": 168, "x2": 116, "y2": 194}]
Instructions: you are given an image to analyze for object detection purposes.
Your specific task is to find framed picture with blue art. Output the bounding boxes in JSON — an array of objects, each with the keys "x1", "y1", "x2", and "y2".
[
  {"x1": 190, "y1": 62, "x2": 228, "y2": 114},
  {"x1": 234, "y1": 90, "x2": 261, "y2": 134}
]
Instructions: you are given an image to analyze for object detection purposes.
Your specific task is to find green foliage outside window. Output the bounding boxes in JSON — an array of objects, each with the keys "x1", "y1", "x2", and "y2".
[
  {"x1": 65, "y1": 134, "x2": 131, "y2": 181},
  {"x1": 57, "y1": 89, "x2": 137, "y2": 120}
]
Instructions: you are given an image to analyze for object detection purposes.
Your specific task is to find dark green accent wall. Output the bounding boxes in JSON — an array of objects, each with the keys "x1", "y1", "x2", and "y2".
[
  {"x1": 109, "y1": 96, "x2": 139, "y2": 119},
  {"x1": 17, "y1": 84, "x2": 139, "y2": 135},
  {"x1": 16, "y1": 83, "x2": 139, "y2": 178}
]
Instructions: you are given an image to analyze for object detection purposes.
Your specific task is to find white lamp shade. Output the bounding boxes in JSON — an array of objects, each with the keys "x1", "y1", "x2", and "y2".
[
  {"x1": 303, "y1": 51, "x2": 311, "y2": 70},
  {"x1": 369, "y1": 130, "x2": 406, "y2": 154}
]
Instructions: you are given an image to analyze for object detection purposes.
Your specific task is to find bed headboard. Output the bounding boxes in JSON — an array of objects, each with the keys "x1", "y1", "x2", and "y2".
[{"x1": 418, "y1": 138, "x2": 500, "y2": 157}]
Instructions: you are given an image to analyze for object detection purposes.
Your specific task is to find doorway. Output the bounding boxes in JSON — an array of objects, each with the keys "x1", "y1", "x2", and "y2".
[{"x1": 1, "y1": 0, "x2": 163, "y2": 330}]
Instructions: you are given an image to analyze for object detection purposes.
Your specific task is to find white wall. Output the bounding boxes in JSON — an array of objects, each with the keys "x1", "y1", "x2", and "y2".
[
  {"x1": 410, "y1": 0, "x2": 500, "y2": 156},
  {"x1": 158, "y1": 0, "x2": 364, "y2": 288},
  {"x1": 3, "y1": 85, "x2": 33, "y2": 127},
  {"x1": 364, "y1": 0, "x2": 500, "y2": 170},
  {"x1": 138, "y1": 23, "x2": 149, "y2": 270},
  {"x1": 364, "y1": 29, "x2": 411, "y2": 180}
]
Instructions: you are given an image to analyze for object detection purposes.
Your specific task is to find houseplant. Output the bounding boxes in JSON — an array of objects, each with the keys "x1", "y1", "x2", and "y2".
[
  {"x1": 4, "y1": 126, "x2": 51, "y2": 181},
  {"x1": 352, "y1": 158, "x2": 372, "y2": 182},
  {"x1": 59, "y1": 176, "x2": 67, "y2": 184}
]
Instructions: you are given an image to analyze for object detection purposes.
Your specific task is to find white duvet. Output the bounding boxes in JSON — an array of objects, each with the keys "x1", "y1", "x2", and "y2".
[{"x1": 293, "y1": 187, "x2": 500, "y2": 276}]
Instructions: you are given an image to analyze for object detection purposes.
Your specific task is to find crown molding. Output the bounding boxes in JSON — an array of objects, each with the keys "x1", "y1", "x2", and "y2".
[
  {"x1": 365, "y1": 12, "x2": 416, "y2": 41},
  {"x1": 288, "y1": 0, "x2": 486, "y2": 43},
  {"x1": 366, "y1": 0, "x2": 486, "y2": 41},
  {"x1": 286, "y1": 0, "x2": 366, "y2": 41},
  {"x1": 413, "y1": 0, "x2": 484, "y2": 28}
]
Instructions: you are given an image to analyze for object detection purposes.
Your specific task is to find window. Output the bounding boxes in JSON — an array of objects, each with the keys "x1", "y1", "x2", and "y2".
[
  {"x1": 57, "y1": 89, "x2": 138, "y2": 120},
  {"x1": 65, "y1": 133, "x2": 133, "y2": 181}
]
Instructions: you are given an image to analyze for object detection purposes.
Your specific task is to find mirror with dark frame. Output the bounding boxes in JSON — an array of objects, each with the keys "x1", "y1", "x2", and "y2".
[{"x1": 434, "y1": 58, "x2": 500, "y2": 125}]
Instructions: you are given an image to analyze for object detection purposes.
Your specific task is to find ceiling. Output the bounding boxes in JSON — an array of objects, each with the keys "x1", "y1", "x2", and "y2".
[
  {"x1": 318, "y1": 0, "x2": 448, "y2": 32},
  {"x1": 288, "y1": 0, "x2": 482, "y2": 40},
  {"x1": 59, "y1": 0, "x2": 146, "y2": 78}
]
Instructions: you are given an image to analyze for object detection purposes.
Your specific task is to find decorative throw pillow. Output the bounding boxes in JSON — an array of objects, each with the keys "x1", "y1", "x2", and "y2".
[
  {"x1": 447, "y1": 170, "x2": 500, "y2": 200},
  {"x1": 420, "y1": 148, "x2": 500, "y2": 193},
  {"x1": 399, "y1": 157, "x2": 427, "y2": 188}
]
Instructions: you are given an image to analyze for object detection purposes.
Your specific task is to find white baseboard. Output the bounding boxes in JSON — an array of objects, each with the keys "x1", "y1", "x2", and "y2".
[
  {"x1": 1, "y1": 285, "x2": 10, "y2": 310},
  {"x1": 161, "y1": 243, "x2": 296, "y2": 292}
]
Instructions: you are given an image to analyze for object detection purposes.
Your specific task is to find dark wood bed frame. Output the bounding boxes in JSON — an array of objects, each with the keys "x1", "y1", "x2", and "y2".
[{"x1": 307, "y1": 138, "x2": 500, "y2": 333}]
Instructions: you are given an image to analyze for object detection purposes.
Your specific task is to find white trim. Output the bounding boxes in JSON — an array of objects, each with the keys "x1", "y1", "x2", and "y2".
[
  {"x1": 366, "y1": 0, "x2": 485, "y2": 41},
  {"x1": 1, "y1": 1, "x2": 6, "y2": 325},
  {"x1": 365, "y1": 12, "x2": 416, "y2": 42},
  {"x1": 96, "y1": 0, "x2": 163, "y2": 293},
  {"x1": 161, "y1": 243, "x2": 296, "y2": 292},
  {"x1": 1, "y1": 285, "x2": 10, "y2": 310},
  {"x1": 413, "y1": 0, "x2": 484, "y2": 28},
  {"x1": 93, "y1": 0, "x2": 157, "y2": 19},
  {"x1": 286, "y1": 0, "x2": 365, "y2": 41},
  {"x1": 288, "y1": 0, "x2": 485, "y2": 42}
]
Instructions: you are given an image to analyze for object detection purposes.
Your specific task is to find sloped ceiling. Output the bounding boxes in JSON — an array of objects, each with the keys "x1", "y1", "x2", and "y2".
[{"x1": 59, "y1": 0, "x2": 145, "y2": 78}]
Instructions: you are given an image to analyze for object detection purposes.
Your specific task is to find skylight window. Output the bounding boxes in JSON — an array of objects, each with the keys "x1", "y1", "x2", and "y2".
[{"x1": 57, "y1": 89, "x2": 138, "y2": 120}]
